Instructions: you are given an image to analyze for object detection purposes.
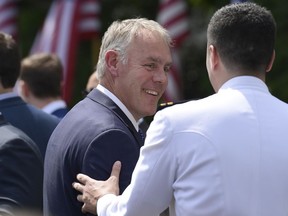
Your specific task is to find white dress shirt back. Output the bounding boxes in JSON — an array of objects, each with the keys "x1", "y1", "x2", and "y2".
[{"x1": 98, "y1": 76, "x2": 288, "y2": 216}]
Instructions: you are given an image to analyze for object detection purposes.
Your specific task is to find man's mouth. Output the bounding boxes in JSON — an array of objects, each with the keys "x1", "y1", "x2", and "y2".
[{"x1": 145, "y1": 89, "x2": 159, "y2": 96}]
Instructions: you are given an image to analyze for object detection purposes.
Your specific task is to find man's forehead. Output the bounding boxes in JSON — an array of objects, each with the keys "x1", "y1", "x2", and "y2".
[{"x1": 145, "y1": 56, "x2": 168, "y2": 63}]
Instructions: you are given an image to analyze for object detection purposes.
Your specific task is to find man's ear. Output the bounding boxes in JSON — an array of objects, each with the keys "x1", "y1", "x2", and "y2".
[
  {"x1": 266, "y1": 50, "x2": 275, "y2": 72},
  {"x1": 208, "y1": 45, "x2": 219, "y2": 71},
  {"x1": 18, "y1": 80, "x2": 30, "y2": 98},
  {"x1": 105, "y1": 50, "x2": 119, "y2": 76}
]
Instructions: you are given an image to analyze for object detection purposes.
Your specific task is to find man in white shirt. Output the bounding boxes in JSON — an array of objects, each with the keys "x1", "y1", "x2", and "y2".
[{"x1": 73, "y1": 2, "x2": 288, "y2": 216}]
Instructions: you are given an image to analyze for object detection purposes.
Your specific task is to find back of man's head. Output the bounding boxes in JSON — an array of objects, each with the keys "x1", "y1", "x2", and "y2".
[
  {"x1": 20, "y1": 53, "x2": 63, "y2": 98},
  {"x1": 0, "y1": 32, "x2": 20, "y2": 89},
  {"x1": 207, "y1": 2, "x2": 276, "y2": 74}
]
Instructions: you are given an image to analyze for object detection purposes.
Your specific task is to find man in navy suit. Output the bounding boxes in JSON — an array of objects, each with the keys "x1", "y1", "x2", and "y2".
[
  {"x1": 44, "y1": 18, "x2": 173, "y2": 216},
  {"x1": 0, "y1": 112, "x2": 43, "y2": 215},
  {"x1": 0, "y1": 32, "x2": 60, "y2": 159}
]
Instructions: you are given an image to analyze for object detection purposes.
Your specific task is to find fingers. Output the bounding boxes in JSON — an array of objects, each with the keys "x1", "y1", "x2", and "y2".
[
  {"x1": 111, "y1": 161, "x2": 121, "y2": 179},
  {"x1": 72, "y1": 173, "x2": 91, "y2": 193},
  {"x1": 81, "y1": 204, "x2": 87, "y2": 214},
  {"x1": 72, "y1": 163, "x2": 120, "y2": 215},
  {"x1": 77, "y1": 194, "x2": 83, "y2": 202},
  {"x1": 77, "y1": 173, "x2": 91, "y2": 184},
  {"x1": 72, "y1": 182, "x2": 83, "y2": 193}
]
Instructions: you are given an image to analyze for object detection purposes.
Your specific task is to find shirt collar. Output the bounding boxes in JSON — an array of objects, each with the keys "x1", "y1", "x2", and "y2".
[
  {"x1": 97, "y1": 84, "x2": 139, "y2": 131},
  {"x1": 0, "y1": 92, "x2": 18, "y2": 101},
  {"x1": 42, "y1": 100, "x2": 67, "y2": 114},
  {"x1": 219, "y1": 76, "x2": 269, "y2": 93}
]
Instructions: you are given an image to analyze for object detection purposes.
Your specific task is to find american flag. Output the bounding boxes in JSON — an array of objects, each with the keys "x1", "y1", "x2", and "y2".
[
  {"x1": 156, "y1": 0, "x2": 190, "y2": 102},
  {"x1": 0, "y1": 0, "x2": 18, "y2": 39},
  {"x1": 30, "y1": 0, "x2": 101, "y2": 104}
]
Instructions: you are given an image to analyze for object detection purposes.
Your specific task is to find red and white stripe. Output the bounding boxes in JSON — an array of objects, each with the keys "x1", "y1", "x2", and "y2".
[
  {"x1": 78, "y1": 0, "x2": 101, "y2": 38},
  {"x1": 156, "y1": 0, "x2": 190, "y2": 102},
  {"x1": 0, "y1": 0, "x2": 18, "y2": 39},
  {"x1": 30, "y1": 0, "x2": 101, "y2": 103}
]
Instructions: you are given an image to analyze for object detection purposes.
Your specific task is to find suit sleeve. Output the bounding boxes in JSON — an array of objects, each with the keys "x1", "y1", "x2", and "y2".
[
  {"x1": 0, "y1": 136, "x2": 43, "y2": 213},
  {"x1": 82, "y1": 129, "x2": 140, "y2": 193},
  {"x1": 97, "y1": 111, "x2": 176, "y2": 216}
]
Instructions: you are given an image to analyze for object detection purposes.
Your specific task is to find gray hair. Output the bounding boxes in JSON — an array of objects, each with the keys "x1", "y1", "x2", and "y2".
[{"x1": 95, "y1": 18, "x2": 172, "y2": 79}]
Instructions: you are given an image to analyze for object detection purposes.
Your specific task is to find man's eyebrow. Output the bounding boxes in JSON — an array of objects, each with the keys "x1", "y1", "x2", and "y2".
[
  {"x1": 146, "y1": 56, "x2": 161, "y2": 63},
  {"x1": 146, "y1": 56, "x2": 172, "y2": 65}
]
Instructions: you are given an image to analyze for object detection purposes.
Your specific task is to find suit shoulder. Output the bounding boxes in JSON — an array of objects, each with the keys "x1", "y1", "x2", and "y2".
[{"x1": 0, "y1": 123, "x2": 42, "y2": 159}]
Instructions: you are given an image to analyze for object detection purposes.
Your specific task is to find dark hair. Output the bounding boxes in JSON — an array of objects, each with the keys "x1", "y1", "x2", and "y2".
[
  {"x1": 207, "y1": 2, "x2": 276, "y2": 73},
  {"x1": 0, "y1": 32, "x2": 21, "y2": 88},
  {"x1": 20, "y1": 53, "x2": 63, "y2": 98}
]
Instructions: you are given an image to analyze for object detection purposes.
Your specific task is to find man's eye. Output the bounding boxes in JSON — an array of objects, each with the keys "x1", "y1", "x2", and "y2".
[
  {"x1": 144, "y1": 64, "x2": 156, "y2": 70},
  {"x1": 164, "y1": 65, "x2": 171, "y2": 73}
]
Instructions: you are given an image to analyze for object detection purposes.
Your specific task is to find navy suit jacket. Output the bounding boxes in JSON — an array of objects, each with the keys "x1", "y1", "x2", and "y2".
[
  {"x1": 0, "y1": 96, "x2": 60, "y2": 158},
  {"x1": 0, "y1": 114, "x2": 43, "y2": 215},
  {"x1": 51, "y1": 107, "x2": 69, "y2": 119},
  {"x1": 44, "y1": 89, "x2": 144, "y2": 216}
]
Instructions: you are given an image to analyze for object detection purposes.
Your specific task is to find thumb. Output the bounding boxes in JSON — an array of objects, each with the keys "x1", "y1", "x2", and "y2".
[{"x1": 110, "y1": 161, "x2": 121, "y2": 180}]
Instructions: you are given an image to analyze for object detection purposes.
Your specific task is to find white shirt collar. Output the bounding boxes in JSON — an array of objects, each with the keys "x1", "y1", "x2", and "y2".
[
  {"x1": 97, "y1": 84, "x2": 139, "y2": 131},
  {"x1": 42, "y1": 100, "x2": 67, "y2": 114},
  {"x1": 219, "y1": 76, "x2": 269, "y2": 93},
  {"x1": 0, "y1": 92, "x2": 18, "y2": 101}
]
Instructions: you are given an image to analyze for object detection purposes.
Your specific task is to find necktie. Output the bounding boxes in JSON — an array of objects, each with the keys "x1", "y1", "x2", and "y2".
[{"x1": 138, "y1": 128, "x2": 145, "y2": 142}]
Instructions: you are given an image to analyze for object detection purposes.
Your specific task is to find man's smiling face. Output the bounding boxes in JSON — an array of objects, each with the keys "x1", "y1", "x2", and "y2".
[{"x1": 114, "y1": 30, "x2": 172, "y2": 121}]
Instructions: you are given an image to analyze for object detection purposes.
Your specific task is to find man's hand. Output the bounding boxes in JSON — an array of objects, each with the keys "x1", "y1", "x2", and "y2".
[{"x1": 72, "y1": 161, "x2": 121, "y2": 214}]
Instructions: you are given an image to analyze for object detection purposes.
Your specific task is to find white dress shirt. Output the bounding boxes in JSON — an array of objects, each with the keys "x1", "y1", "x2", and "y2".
[
  {"x1": 42, "y1": 99, "x2": 67, "y2": 114},
  {"x1": 97, "y1": 76, "x2": 288, "y2": 216},
  {"x1": 0, "y1": 92, "x2": 18, "y2": 101}
]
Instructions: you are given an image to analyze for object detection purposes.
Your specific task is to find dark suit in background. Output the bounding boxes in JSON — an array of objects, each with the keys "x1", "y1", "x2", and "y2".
[
  {"x1": 44, "y1": 89, "x2": 143, "y2": 216},
  {"x1": 0, "y1": 95, "x2": 60, "y2": 159},
  {"x1": 0, "y1": 32, "x2": 58, "y2": 216},
  {"x1": 0, "y1": 113, "x2": 43, "y2": 215},
  {"x1": 51, "y1": 106, "x2": 69, "y2": 118}
]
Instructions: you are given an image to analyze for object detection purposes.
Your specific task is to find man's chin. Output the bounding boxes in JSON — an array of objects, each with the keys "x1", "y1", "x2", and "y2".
[{"x1": 147, "y1": 107, "x2": 158, "y2": 116}]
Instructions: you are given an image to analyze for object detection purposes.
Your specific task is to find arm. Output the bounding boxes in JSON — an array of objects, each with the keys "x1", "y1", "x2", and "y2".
[
  {"x1": 73, "y1": 161, "x2": 121, "y2": 214},
  {"x1": 74, "y1": 112, "x2": 176, "y2": 216},
  {"x1": 82, "y1": 129, "x2": 140, "y2": 194}
]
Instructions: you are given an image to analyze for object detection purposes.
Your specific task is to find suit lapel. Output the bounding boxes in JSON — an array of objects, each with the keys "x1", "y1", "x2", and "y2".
[{"x1": 86, "y1": 89, "x2": 144, "y2": 147}]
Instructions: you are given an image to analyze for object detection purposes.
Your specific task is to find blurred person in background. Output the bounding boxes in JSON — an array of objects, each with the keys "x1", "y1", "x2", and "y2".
[
  {"x1": 19, "y1": 53, "x2": 69, "y2": 119},
  {"x1": 84, "y1": 71, "x2": 99, "y2": 96},
  {"x1": 0, "y1": 112, "x2": 43, "y2": 215},
  {"x1": 0, "y1": 32, "x2": 59, "y2": 159}
]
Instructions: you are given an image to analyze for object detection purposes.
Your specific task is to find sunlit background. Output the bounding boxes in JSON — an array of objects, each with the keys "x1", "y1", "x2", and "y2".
[{"x1": 1, "y1": 0, "x2": 287, "y2": 109}]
